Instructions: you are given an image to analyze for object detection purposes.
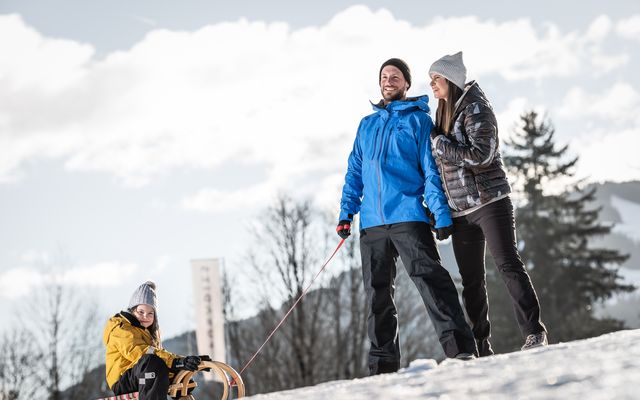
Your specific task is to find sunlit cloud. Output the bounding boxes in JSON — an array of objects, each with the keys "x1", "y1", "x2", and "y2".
[
  {"x1": 0, "y1": 7, "x2": 636, "y2": 210},
  {"x1": 0, "y1": 261, "x2": 139, "y2": 299},
  {"x1": 557, "y1": 83, "x2": 640, "y2": 124},
  {"x1": 615, "y1": 15, "x2": 640, "y2": 40}
]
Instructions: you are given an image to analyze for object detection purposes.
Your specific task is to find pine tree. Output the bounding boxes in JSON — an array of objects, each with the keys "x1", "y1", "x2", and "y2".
[{"x1": 487, "y1": 111, "x2": 634, "y2": 351}]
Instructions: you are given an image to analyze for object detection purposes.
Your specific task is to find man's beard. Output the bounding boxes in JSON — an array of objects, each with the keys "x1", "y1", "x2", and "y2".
[{"x1": 381, "y1": 87, "x2": 406, "y2": 103}]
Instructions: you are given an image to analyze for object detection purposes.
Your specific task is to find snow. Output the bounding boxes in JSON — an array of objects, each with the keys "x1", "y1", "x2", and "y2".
[{"x1": 245, "y1": 329, "x2": 640, "y2": 400}]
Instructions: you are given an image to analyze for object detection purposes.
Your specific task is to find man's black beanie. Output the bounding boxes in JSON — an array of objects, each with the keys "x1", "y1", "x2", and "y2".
[{"x1": 379, "y1": 58, "x2": 411, "y2": 88}]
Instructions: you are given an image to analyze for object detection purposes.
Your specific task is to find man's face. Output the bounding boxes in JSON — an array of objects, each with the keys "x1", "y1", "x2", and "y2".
[{"x1": 380, "y1": 65, "x2": 408, "y2": 104}]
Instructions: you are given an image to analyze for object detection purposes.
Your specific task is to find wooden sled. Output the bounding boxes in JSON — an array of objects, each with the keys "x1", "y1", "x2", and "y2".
[
  {"x1": 168, "y1": 360, "x2": 245, "y2": 400},
  {"x1": 97, "y1": 361, "x2": 245, "y2": 400}
]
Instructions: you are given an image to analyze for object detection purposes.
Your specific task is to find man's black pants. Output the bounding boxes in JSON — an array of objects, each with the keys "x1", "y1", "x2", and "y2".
[
  {"x1": 452, "y1": 197, "x2": 546, "y2": 356},
  {"x1": 112, "y1": 354, "x2": 170, "y2": 400},
  {"x1": 360, "y1": 221, "x2": 476, "y2": 374}
]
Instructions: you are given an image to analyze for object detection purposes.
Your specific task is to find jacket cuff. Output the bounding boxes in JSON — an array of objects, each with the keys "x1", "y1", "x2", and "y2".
[
  {"x1": 339, "y1": 211, "x2": 353, "y2": 222},
  {"x1": 434, "y1": 213, "x2": 453, "y2": 229}
]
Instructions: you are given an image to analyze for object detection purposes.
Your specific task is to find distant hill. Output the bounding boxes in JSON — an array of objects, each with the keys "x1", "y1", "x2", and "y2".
[
  {"x1": 588, "y1": 180, "x2": 640, "y2": 271},
  {"x1": 584, "y1": 181, "x2": 640, "y2": 329}
]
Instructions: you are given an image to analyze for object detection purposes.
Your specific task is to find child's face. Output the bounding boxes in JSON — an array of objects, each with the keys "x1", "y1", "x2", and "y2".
[{"x1": 132, "y1": 304, "x2": 155, "y2": 328}]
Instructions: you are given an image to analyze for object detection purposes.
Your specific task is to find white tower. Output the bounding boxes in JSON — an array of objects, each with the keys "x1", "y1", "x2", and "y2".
[{"x1": 191, "y1": 258, "x2": 226, "y2": 380}]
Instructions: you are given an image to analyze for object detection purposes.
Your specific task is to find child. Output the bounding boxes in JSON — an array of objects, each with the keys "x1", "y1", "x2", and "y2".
[{"x1": 103, "y1": 281, "x2": 205, "y2": 399}]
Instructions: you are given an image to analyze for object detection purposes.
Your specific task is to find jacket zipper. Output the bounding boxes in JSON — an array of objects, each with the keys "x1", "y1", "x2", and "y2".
[
  {"x1": 376, "y1": 163, "x2": 385, "y2": 224},
  {"x1": 437, "y1": 157, "x2": 458, "y2": 211},
  {"x1": 376, "y1": 117, "x2": 391, "y2": 224}
]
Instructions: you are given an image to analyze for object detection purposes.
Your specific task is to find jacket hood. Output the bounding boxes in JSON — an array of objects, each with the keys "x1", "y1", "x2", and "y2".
[
  {"x1": 102, "y1": 311, "x2": 142, "y2": 345},
  {"x1": 372, "y1": 95, "x2": 431, "y2": 114}
]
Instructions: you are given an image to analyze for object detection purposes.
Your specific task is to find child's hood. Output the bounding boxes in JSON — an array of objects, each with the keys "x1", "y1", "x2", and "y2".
[{"x1": 102, "y1": 311, "x2": 140, "y2": 345}]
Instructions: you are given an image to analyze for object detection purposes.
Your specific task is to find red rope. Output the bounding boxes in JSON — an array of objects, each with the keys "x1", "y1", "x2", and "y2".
[{"x1": 231, "y1": 238, "x2": 346, "y2": 383}]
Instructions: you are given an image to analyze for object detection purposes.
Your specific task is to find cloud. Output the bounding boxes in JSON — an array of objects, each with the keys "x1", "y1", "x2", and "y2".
[
  {"x1": 61, "y1": 261, "x2": 139, "y2": 286},
  {"x1": 495, "y1": 97, "x2": 532, "y2": 141},
  {"x1": 557, "y1": 83, "x2": 640, "y2": 125},
  {"x1": 0, "y1": 14, "x2": 93, "y2": 93},
  {"x1": 0, "y1": 268, "x2": 44, "y2": 298},
  {"x1": 575, "y1": 127, "x2": 640, "y2": 182},
  {"x1": 0, "y1": 261, "x2": 139, "y2": 299},
  {"x1": 0, "y1": 8, "x2": 635, "y2": 201},
  {"x1": 616, "y1": 15, "x2": 640, "y2": 40},
  {"x1": 182, "y1": 184, "x2": 272, "y2": 213}
]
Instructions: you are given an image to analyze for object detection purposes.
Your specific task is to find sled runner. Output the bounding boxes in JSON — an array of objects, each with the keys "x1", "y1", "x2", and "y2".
[
  {"x1": 97, "y1": 360, "x2": 245, "y2": 400},
  {"x1": 169, "y1": 360, "x2": 245, "y2": 399}
]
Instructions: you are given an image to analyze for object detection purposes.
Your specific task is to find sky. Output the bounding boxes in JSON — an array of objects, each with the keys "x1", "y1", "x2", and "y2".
[
  {"x1": 246, "y1": 329, "x2": 640, "y2": 399},
  {"x1": 0, "y1": 1, "x2": 639, "y2": 340}
]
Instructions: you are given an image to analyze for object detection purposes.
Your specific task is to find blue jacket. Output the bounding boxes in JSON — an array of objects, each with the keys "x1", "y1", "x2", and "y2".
[{"x1": 339, "y1": 95, "x2": 452, "y2": 229}]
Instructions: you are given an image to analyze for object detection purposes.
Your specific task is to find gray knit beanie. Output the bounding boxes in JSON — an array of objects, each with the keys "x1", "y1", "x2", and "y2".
[
  {"x1": 128, "y1": 281, "x2": 157, "y2": 310},
  {"x1": 429, "y1": 51, "x2": 467, "y2": 90}
]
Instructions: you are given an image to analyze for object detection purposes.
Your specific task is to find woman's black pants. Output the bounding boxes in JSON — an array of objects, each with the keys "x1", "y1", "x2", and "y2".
[{"x1": 452, "y1": 197, "x2": 546, "y2": 356}]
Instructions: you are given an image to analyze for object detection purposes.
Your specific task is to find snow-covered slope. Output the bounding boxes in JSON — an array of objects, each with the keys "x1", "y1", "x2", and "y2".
[{"x1": 246, "y1": 329, "x2": 640, "y2": 400}]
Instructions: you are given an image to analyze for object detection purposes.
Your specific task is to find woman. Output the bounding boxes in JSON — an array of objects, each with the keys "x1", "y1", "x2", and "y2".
[
  {"x1": 428, "y1": 52, "x2": 547, "y2": 356},
  {"x1": 103, "y1": 281, "x2": 206, "y2": 399}
]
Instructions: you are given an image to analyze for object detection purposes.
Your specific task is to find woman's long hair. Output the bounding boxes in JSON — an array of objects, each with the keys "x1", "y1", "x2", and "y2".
[{"x1": 435, "y1": 79, "x2": 464, "y2": 134}]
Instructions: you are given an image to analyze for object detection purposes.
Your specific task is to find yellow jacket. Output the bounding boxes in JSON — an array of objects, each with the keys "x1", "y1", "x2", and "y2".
[{"x1": 103, "y1": 312, "x2": 179, "y2": 389}]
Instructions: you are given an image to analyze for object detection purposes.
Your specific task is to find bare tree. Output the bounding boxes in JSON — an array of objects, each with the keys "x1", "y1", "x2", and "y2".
[
  {"x1": 0, "y1": 330, "x2": 39, "y2": 400},
  {"x1": 16, "y1": 269, "x2": 102, "y2": 400},
  {"x1": 223, "y1": 196, "x2": 446, "y2": 396},
  {"x1": 244, "y1": 194, "x2": 325, "y2": 389},
  {"x1": 324, "y1": 215, "x2": 368, "y2": 380}
]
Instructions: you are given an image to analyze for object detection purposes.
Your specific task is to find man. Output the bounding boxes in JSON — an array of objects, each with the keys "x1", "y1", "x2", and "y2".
[{"x1": 337, "y1": 58, "x2": 477, "y2": 375}]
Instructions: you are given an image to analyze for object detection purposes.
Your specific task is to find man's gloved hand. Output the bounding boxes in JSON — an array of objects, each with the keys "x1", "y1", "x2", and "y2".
[
  {"x1": 336, "y1": 214, "x2": 353, "y2": 239},
  {"x1": 172, "y1": 355, "x2": 201, "y2": 371},
  {"x1": 336, "y1": 220, "x2": 351, "y2": 239},
  {"x1": 435, "y1": 225, "x2": 454, "y2": 241}
]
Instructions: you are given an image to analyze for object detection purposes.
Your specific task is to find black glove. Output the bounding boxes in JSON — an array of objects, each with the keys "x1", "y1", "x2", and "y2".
[
  {"x1": 172, "y1": 355, "x2": 201, "y2": 371},
  {"x1": 435, "y1": 225, "x2": 454, "y2": 241},
  {"x1": 336, "y1": 214, "x2": 353, "y2": 239},
  {"x1": 198, "y1": 354, "x2": 212, "y2": 371}
]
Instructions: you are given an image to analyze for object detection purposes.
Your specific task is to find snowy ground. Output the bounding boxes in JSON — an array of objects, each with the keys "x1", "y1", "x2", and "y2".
[{"x1": 245, "y1": 329, "x2": 640, "y2": 400}]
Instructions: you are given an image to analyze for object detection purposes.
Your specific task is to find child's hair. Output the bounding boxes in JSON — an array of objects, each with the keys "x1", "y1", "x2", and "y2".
[{"x1": 435, "y1": 79, "x2": 464, "y2": 134}]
